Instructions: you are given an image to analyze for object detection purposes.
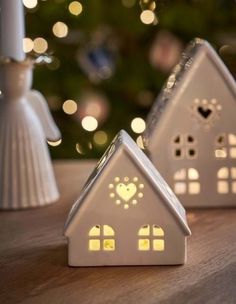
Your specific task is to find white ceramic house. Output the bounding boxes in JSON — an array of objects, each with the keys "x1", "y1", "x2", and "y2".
[
  {"x1": 144, "y1": 38, "x2": 236, "y2": 208},
  {"x1": 64, "y1": 130, "x2": 191, "y2": 267}
]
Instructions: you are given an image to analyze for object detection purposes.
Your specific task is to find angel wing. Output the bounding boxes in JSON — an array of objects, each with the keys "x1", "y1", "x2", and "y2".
[{"x1": 27, "y1": 90, "x2": 61, "y2": 141}]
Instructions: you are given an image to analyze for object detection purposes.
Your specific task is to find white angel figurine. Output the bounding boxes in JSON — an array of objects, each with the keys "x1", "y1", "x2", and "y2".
[{"x1": 0, "y1": 60, "x2": 61, "y2": 209}]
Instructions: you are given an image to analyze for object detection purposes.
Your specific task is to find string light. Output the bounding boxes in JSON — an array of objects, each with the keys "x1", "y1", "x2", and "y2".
[
  {"x1": 23, "y1": 38, "x2": 34, "y2": 53},
  {"x1": 23, "y1": 0, "x2": 38, "y2": 9},
  {"x1": 52, "y1": 22, "x2": 68, "y2": 38},
  {"x1": 93, "y1": 131, "x2": 108, "y2": 145},
  {"x1": 33, "y1": 37, "x2": 48, "y2": 54},
  {"x1": 62, "y1": 100, "x2": 77, "y2": 115},
  {"x1": 131, "y1": 117, "x2": 146, "y2": 134},
  {"x1": 81, "y1": 116, "x2": 98, "y2": 132},
  {"x1": 68, "y1": 1, "x2": 83, "y2": 16}
]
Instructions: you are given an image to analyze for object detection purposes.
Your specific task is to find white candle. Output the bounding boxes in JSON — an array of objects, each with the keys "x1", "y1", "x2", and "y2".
[{"x1": 0, "y1": 0, "x2": 25, "y2": 61}]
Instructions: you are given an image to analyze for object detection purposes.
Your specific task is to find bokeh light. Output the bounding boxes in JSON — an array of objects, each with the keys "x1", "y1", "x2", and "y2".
[
  {"x1": 136, "y1": 135, "x2": 145, "y2": 149},
  {"x1": 23, "y1": 0, "x2": 38, "y2": 9},
  {"x1": 93, "y1": 131, "x2": 108, "y2": 145},
  {"x1": 52, "y1": 21, "x2": 68, "y2": 38},
  {"x1": 68, "y1": 1, "x2": 83, "y2": 16},
  {"x1": 23, "y1": 38, "x2": 34, "y2": 53},
  {"x1": 33, "y1": 37, "x2": 48, "y2": 53},
  {"x1": 47, "y1": 139, "x2": 62, "y2": 147},
  {"x1": 140, "y1": 10, "x2": 155, "y2": 24},
  {"x1": 131, "y1": 117, "x2": 146, "y2": 133},
  {"x1": 122, "y1": 0, "x2": 136, "y2": 8},
  {"x1": 81, "y1": 116, "x2": 98, "y2": 132},
  {"x1": 62, "y1": 99, "x2": 77, "y2": 115}
]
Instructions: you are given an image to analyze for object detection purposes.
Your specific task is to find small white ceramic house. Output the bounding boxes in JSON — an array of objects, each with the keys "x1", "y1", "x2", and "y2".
[
  {"x1": 144, "y1": 38, "x2": 236, "y2": 208},
  {"x1": 64, "y1": 130, "x2": 191, "y2": 267}
]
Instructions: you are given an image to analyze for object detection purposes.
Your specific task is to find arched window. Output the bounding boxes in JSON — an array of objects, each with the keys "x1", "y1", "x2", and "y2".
[
  {"x1": 172, "y1": 134, "x2": 197, "y2": 159},
  {"x1": 138, "y1": 225, "x2": 164, "y2": 251},
  {"x1": 173, "y1": 168, "x2": 200, "y2": 195},
  {"x1": 215, "y1": 133, "x2": 236, "y2": 159},
  {"x1": 217, "y1": 167, "x2": 236, "y2": 194},
  {"x1": 88, "y1": 225, "x2": 115, "y2": 251}
]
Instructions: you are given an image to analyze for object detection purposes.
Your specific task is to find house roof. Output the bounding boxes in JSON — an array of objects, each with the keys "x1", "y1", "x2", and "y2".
[
  {"x1": 64, "y1": 130, "x2": 191, "y2": 237},
  {"x1": 144, "y1": 38, "x2": 236, "y2": 143}
]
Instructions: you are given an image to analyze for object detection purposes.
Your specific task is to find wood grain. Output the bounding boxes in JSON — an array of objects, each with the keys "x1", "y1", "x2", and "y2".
[{"x1": 0, "y1": 160, "x2": 236, "y2": 304}]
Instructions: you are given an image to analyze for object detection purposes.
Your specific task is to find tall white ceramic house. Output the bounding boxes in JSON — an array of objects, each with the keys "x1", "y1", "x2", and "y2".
[
  {"x1": 64, "y1": 130, "x2": 191, "y2": 267},
  {"x1": 144, "y1": 38, "x2": 236, "y2": 208}
]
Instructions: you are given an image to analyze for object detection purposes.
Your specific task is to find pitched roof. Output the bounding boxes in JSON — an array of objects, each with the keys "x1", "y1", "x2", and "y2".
[
  {"x1": 64, "y1": 130, "x2": 191, "y2": 237},
  {"x1": 144, "y1": 38, "x2": 236, "y2": 143}
]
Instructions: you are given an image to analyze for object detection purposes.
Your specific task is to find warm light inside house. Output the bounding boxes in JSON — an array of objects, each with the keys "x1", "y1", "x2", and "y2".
[
  {"x1": 109, "y1": 177, "x2": 144, "y2": 209},
  {"x1": 68, "y1": 1, "x2": 83, "y2": 16},
  {"x1": 188, "y1": 168, "x2": 199, "y2": 180},
  {"x1": 217, "y1": 181, "x2": 229, "y2": 194},
  {"x1": 138, "y1": 225, "x2": 165, "y2": 251},
  {"x1": 131, "y1": 117, "x2": 146, "y2": 134},
  {"x1": 62, "y1": 100, "x2": 77, "y2": 115},
  {"x1": 140, "y1": 10, "x2": 155, "y2": 24},
  {"x1": 174, "y1": 168, "x2": 200, "y2": 194},
  {"x1": 153, "y1": 239, "x2": 164, "y2": 251},
  {"x1": 89, "y1": 225, "x2": 115, "y2": 251},
  {"x1": 33, "y1": 37, "x2": 48, "y2": 54},
  {"x1": 52, "y1": 22, "x2": 68, "y2": 38},
  {"x1": 229, "y1": 133, "x2": 236, "y2": 145},
  {"x1": 23, "y1": 38, "x2": 34, "y2": 53},
  {"x1": 23, "y1": 0, "x2": 38, "y2": 9},
  {"x1": 230, "y1": 148, "x2": 236, "y2": 158},
  {"x1": 217, "y1": 167, "x2": 236, "y2": 194},
  {"x1": 215, "y1": 148, "x2": 227, "y2": 158},
  {"x1": 81, "y1": 116, "x2": 98, "y2": 132}
]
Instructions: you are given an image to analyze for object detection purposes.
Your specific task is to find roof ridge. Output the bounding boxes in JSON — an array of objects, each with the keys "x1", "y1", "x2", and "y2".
[{"x1": 64, "y1": 130, "x2": 191, "y2": 236}]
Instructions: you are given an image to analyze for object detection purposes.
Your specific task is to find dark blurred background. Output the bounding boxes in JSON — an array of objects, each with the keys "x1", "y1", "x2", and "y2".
[{"x1": 23, "y1": 0, "x2": 236, "y2": 159}]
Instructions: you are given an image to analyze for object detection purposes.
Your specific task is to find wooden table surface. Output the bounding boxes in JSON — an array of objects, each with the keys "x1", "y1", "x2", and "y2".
[{"x1": 0, "y1": 160, "x2": 236, "y2": 304}]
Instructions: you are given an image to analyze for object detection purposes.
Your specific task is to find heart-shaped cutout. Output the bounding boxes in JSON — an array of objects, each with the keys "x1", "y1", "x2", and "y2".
[
  {"x1": 197, "y1": 106, "x2": 212, "y2": 119},
  {"x1": 116, "y1": 183, "x2": 137, "y2": 202}
]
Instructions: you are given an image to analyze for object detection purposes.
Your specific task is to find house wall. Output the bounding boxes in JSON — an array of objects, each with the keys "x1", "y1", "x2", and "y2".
[
  {"x1": 149, "y1": 52, "x2": 236, "y2": 207},
  {"x1": 67, "y1": 151, "x2": 187, "y2": 266}
]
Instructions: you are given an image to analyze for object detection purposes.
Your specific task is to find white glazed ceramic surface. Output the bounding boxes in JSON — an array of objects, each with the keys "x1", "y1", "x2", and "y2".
[{"x1": 0, "y1": 61, "x2": 60, "y2": 209}]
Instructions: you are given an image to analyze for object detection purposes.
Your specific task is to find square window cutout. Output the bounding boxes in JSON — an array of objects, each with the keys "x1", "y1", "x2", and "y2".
[
  {"x1": 217, "y1": 181, "x2": 229, "y2": 194},
  {"x1": 231, "y1": 168, "x2": 236, "y2": 179},
  {"x1": 138, "y1": 239, "x2": 150, "y2": 251},
  {"x1": 215, "y1": 148, "x2": 227, "y2": 158},
  {"x1": 230, "y1": 148, "x2": 236, "y2": 158},
  {"x1": 153, "y1": 240, "x2": 165, "y2": 251},
  {"x1": 189, "y1": 182, "x2": 200, "y2": 194},
  {"x1": 174, "y1": 182, "x2": 186, "y2": 194},
  {"x1": 103, "y1": 239, "x2": 115, "y2": 251},
  {"x1": 232, "y1": 182, "x2": 236, "y2": 194},
  {"x1": 89, "y1": 240, "x2": 100, "y2": 251}
]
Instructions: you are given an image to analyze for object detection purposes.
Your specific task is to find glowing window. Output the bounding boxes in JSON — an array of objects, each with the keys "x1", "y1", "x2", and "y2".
[
  {"x1": 173, "y1": 168, "x2": 200, "y2": 195},
  {"x1": 217, "y1": 167, "x2": 236, "y2": 194},
  {"x1": 88, "y1": 225, "x2": 115, "y2": 251},
  {"x1": 138, "y1": 225, "x2": 164, "y2": 251},
  {"x1": 215, "y1": 133, "x2": 236, "y2": 159},
  {"x1": 172, "y1": 134, "x2": 198, "y2": 160}
]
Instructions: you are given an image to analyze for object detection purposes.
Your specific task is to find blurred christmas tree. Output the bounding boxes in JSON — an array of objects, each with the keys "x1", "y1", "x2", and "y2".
[{"x1": 23, "y1": 0, "x2": 236, "y2": 159}]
